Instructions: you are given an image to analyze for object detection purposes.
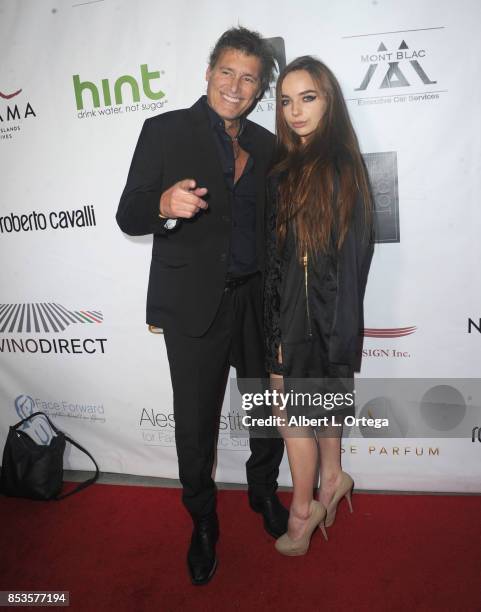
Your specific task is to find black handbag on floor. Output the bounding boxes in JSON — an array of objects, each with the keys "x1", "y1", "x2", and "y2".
[{"x1": 0, "y1": 411, "x2": 99, "y2": 500}]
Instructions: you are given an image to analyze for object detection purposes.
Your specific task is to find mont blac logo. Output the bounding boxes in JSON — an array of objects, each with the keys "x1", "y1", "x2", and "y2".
[
  {"x1": 0, "y1": 87, "x2": 37, "y2": 141},
  {"x1": 356, "y1": 39, "x2": 436, "y2": 92},
  {"x1": 0, "y1": 303, "x2": 107, "y2": 356},
  {"x1": 73, "y1": 63, "x2": 168, "y2": 119},
  {"x1": 345, "y1": 29, "x2": 443, "y2": 106}
]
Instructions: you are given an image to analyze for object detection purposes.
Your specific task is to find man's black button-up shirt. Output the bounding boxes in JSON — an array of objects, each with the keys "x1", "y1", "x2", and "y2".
[{"x1": 203, "y1": 96, "x2": 257, "y2": 278}]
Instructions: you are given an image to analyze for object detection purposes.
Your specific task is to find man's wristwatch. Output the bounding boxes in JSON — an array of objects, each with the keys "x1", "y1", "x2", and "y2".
[{"x1": 159, "y1": 213, "x2": 178, "y2": 230}]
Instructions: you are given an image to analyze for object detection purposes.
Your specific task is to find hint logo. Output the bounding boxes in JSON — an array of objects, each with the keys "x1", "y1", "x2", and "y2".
[{"x1": 73, "y1": 64, "x2": 165, "y2": 111}]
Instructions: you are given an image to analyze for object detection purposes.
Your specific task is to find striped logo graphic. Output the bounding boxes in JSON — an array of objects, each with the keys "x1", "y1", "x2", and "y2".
[
  {"x1": 364, "y1": 326, "x2": 417, "y2": 338},
  {"x1": 0, "y1": 303, "x2": 103, "y2": 333},
  {"x1": 0, "y1": 88, "x2": 22, "y2": 100}
]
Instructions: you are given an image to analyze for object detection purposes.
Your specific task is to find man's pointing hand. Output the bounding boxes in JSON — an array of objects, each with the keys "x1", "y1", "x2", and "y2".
[{"x1": 160, "y1": 179, "x2": 208, "y2": 219}]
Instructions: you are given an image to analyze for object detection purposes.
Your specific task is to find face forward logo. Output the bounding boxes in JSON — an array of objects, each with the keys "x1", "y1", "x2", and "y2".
[
  {"x1": 15, "y1": 395, "x2": 56, "y2": 445},
  {"x1": 0, "y1": 303, "x2": 103, "y2": 333}
]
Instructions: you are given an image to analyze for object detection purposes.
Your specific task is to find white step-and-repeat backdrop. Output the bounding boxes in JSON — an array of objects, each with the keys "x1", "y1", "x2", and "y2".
[{"x1": 1, "y1": 0, "x2": 480, "y2": 492}]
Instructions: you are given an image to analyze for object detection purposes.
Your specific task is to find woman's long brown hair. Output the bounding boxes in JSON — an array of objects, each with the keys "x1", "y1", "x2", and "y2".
[{"x1": 272, "y1": 56, "x2": 372, "y2": 257}]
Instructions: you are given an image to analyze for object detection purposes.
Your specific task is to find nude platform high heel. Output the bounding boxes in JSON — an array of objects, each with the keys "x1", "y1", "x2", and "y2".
[
  {"x1": 275, "y1": 500, "x2": 328, "y2": 556},
  {"x1": 323, "y1": 472, "x2": 354, "y2": 529}
]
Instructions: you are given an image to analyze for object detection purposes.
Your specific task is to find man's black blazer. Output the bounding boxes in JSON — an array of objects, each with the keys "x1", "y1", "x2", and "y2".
[{"x1": 116, "y1": 97, "x2": 275, "y2": 337}]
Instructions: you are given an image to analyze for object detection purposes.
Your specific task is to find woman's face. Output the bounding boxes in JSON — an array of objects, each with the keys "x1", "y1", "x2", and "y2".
[{"x1": 280, "y1": 69, "x2": 327, "y2": 143}]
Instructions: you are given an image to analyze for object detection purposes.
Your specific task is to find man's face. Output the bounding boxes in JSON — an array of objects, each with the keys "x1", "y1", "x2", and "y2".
[{"x1": 206, "y1": 48, "x2": 262, "y2": 123}]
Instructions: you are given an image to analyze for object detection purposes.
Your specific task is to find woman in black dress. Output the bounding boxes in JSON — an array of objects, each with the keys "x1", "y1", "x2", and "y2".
[{"x1": 264, "y1": 56, "x2": 374, "y2": 555}]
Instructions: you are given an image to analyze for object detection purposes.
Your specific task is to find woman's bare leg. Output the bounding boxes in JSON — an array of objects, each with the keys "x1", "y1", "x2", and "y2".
[
  {"x1": 270, "y1": 348, "x2": 319, "y2": 540},
  {"x1": 317, "y1": 426, "x2": 343, "y2": 507}
]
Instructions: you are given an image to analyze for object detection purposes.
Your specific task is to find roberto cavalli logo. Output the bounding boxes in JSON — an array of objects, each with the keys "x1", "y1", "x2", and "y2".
[{"x1": 0, "y1": 303, "x2": 103, "y2": 334}]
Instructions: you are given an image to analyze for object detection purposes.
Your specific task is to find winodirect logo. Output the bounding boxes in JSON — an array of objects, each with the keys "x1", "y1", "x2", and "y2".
[
  {"x1": 344, "y1": 27, "x2": 445, "y2": 106},
  {"x1": 0, "y1": 86, "x2": 37, "y2": 141},
  {"x1": 0, "y1": 303, "x2": 107, "y2": 355},
  {"x1": 73, "y1": 63, "x2": 168, "y2": 119},
  {"x1": 256, "y1": 37, "x2": 286, "y2": 113},
  {"x1": 0, "y1": 303, "x2": 103, "y2": 333}
]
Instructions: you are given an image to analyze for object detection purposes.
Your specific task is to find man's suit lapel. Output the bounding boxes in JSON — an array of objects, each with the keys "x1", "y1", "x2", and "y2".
[{"x1": 246, "y1": 121, "x2": 269, "y2": 271}]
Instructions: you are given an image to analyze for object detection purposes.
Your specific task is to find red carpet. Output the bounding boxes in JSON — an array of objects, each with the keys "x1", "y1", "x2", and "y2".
[{"x1": 1, "y1": 484, "x2": 480, "y2": 611}]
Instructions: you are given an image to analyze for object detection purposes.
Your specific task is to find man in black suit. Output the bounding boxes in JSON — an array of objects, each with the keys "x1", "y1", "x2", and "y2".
[{"x1": 116, "y1": 27, "x2": 286, "y2": 584}]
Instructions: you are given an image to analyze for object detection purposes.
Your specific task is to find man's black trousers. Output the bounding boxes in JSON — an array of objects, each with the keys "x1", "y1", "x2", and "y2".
[{"x1": 163, "y1": 273, "x2": 284, "y2": 518}]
